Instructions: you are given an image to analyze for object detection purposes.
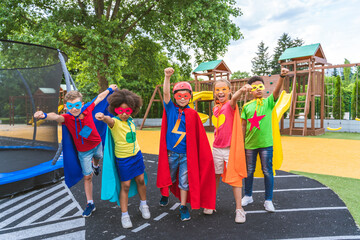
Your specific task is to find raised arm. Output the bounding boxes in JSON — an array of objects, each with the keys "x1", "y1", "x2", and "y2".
[
  {"x1": 163, "y1": 67, "x2": 174, "y2": 104},
  {"x1": 34, "y1": 111, "x2": 64, "y2": 123},
  {"x1": 95, "y1": 112, "x2": 115, "y2": 128},
  {"x1": 273, "y1": 68, "x2": 289, "y2": 101},
  {"x1": 230, "y1": 84, "x2": 252, "y2": 109},
  {"x1": 94, "y1": 84, "x2": 118, "y2": 106}
]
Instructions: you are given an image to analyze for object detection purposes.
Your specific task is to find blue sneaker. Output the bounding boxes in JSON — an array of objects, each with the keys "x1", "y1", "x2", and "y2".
[
  {"x1": 159, "y1": 196, "x2": 169, "y2": 207},
  {"x1": 82, "y1": 203, "x2": 96, "y2": 217},
  {"x1": 179, "y1": 205, "x2": 191, "y2": 221},
  {"x1": 92, "y1": 164, "x2": 100, "y2": 176}
]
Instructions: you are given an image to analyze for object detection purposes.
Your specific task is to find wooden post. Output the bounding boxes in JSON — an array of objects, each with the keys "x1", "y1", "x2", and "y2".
[
  {"x1": 320, "y1": 67, "x2": 325, "y2": 128},
  {"x1": 311, "y1": 61, "x2": 316, "y2": 130},
  {"x1": 140, "y1": 86, "x2": 159, "y2": 130}
]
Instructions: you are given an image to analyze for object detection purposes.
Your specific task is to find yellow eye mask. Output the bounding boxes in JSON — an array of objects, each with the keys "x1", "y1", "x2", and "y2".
[{"x1": 251, "y1": 83, "x2": 265, "y2": 92}]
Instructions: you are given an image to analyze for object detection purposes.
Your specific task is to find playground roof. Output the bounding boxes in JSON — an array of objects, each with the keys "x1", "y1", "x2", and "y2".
[
  {"x1": 60, "y1": 84, "x2": 75, "y2": 91},
  {"x1": 279, "y1": 43, "x2": 325, "y2": 61},
  {"x1": 193, "y1": 59, "x2": 230, "y2": 73}
]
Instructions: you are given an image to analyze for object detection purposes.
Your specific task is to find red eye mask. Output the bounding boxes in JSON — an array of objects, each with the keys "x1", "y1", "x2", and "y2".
[
  {"x1": 174, "y1": 92, "x2": 191, "y2": 100},
  {"x1": 114, "y1": 107, "x2": 133, "y2": 115}
]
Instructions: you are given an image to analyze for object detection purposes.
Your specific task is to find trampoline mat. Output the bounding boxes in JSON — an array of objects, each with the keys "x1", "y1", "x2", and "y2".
[{"x1": 0, "y1": 149, "x2": 56, "y2": 173}]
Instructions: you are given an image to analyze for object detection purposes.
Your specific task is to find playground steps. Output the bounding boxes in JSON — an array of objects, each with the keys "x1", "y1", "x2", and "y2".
[{"x1": 289, "y1": 75, "x2": 312, "y2": 136}]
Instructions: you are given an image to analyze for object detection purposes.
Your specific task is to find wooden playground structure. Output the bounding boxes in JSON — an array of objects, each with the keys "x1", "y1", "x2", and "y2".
[{"x1": 141, "y1": 44, "x2": 359, "y2": 136}]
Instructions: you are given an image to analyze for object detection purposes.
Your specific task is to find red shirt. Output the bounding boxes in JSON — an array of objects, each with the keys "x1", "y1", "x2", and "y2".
[{"x1": 62, "y1": 102, "x2": 101, "y2": 152}]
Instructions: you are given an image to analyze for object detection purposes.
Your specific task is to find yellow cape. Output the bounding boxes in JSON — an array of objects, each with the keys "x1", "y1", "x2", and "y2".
[{"x1": 242, "y1": 91, "x2": 292, "y2": 177}]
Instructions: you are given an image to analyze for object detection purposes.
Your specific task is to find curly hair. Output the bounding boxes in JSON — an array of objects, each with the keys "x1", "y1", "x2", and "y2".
[
  {"x1": 64, "y1": 91, "x2": 83, "y2": 102},
  {"x1": 247, "y1": 76, "x2": 264, "y2": 85},
  {"x1": 107, "y1": 89, "x2": 143, "y2": 116}
]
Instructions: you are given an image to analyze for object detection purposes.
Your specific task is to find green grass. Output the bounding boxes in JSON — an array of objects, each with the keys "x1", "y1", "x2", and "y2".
[
  {"x1": 291, "y1": 171, "x2": 360, "y2": 226},
  {"x1": 307, "y1": 132, "x2": 360, "y2": 140},
  {"x1": 139, "y1": 127, "x2": 161, "y2": 131}
]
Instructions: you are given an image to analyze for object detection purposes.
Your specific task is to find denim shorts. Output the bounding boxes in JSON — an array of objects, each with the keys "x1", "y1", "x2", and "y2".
[
  {"x1": 78, "y1": 143, "x2": 103, "y2": 176},
  {"x1": 168, "y1": 150, "x2": 189, "y2": 191}
]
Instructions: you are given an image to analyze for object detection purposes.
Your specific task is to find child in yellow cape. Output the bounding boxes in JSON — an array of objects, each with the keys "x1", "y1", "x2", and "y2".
[
  {"x1": 241, "y1": 68, "x2": 290, "y2": 213},
  {"x1": 203, "y1": 79, "x2": 252, "y2": 223}
]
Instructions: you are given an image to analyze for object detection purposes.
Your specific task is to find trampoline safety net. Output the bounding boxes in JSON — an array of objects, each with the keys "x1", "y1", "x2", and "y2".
[{"x1": 0, "y1": 39, "x2": 65, "y2": 198}]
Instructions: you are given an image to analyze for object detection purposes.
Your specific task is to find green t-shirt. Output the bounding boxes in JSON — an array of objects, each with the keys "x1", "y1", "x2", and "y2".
[{"x1": 241, "y1": 94, "x2": 276, "y2": 149}]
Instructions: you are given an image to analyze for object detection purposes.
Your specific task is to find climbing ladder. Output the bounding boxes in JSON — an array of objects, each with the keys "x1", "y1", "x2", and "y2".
[{"x1": 288, "y1": 72, "x2": 312, "y2": 136}]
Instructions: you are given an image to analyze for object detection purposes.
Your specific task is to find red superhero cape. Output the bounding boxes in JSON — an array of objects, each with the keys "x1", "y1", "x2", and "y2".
[
  {"x1": 221, "y1": 105, "x2": 247, "y2": 187},
  {"x1": 156, "y1": 107, "x2": 216, "y2": 210}
]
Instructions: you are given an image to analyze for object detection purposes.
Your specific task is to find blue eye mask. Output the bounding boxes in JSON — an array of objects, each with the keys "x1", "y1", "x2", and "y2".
[{"x1": 66, "y1": 101, "x2": 82, "y2": 110}]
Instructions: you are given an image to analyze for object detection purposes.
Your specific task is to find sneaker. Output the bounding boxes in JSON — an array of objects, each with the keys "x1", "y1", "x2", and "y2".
[
  {"x1": 179, "y1": 205, "x2": 191, "y2": 221},
  {"x1": 264, "y1": 200, "x2": 276, "y2": 212},
  {"x1": 241, "y1": 196, "x2": 254, "y2": 206},
  {"x1": 92, "y1": 164, "x2": 100, "y2": 176},
  {"x1": 203, "y1": 208, "x2": 214, "y2": 215},
  {"x1": 121, "y1": 215, "x2": 133, "y2": 229},
  {"x1": 159, "y1": 196, "x2": 169, "y2": 207},
  {"x1": 139, "y1": 204, "x2": 151, "y2": 219},
  {"x1": 82, "y1": 203, "x2": 96, "y2": 217},
  {"x1": 235, "y1": 209, "x2": 246, "y2": 223}
]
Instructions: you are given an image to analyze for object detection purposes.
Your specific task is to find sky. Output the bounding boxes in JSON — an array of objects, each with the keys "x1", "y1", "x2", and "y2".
[{"x1": 222, "y1": 0, "x2": 360, "y2": 74}]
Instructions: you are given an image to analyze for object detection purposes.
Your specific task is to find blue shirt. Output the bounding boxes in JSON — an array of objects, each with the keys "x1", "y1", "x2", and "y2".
[{"x1": 164, "y1": 99, "x2": 188, "y2": 153}]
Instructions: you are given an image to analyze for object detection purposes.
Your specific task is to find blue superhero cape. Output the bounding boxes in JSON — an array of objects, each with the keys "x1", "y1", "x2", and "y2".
[
  {"x1": 101, "y1": 119, "x2": 148, "y2": 205},
  {"x1": 63, "y1": 94, "x2": 113, "y2": 188}
]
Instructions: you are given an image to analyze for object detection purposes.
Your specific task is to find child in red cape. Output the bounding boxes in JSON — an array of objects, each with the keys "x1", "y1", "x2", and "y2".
[{"x1": 156, "y1": 67, "x2": 216, "y2": 221}]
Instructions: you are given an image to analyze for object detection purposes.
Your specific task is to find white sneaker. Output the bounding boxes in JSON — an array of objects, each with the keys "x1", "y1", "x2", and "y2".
[
  {"x1": 203, "y1": 208, "x2": 214, "y2": 215},
  {"x1": 241, "y1": 196, "x2": 254, "y2": 206},
  {"x1": 264, "y1": 200, "x2": 276, "y2": 212},
  {"x1": 139, "y1": 204, "x2": 151, "y2": 219},
  {"x1": 121, "y1": 215, "x2": 133, "y2": 228},
  {"x1": 235, "y1": 209, "x2": 246, "y2": 223}
]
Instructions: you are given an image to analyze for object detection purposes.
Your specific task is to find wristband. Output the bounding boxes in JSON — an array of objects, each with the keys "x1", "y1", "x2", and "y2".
[
  {"x1": 280, "y1": 74, "x2": 286, "y2": 78},
  {"x1": 40, "y1": 113, "x2": 47, "y2": 119},
  {"x1": 107, "y1": 87, "x2": 114, "y2": 94}
]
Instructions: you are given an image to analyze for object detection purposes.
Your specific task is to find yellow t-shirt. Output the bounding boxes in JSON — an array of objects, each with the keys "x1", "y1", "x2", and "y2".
[{"x1": 110, "y1": 118, "x2": 140, "y2": 158}]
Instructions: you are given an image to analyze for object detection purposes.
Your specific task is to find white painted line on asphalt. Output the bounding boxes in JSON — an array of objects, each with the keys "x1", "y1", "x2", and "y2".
[
  {"x1": 0, "y1": 188, "x2": 42, "y2": 211},
  {"x1": 0, "y1": 218, "x2": 85, "y2": 240},
  {"x1": 0, "y1": 184, "x2": 63, "y2": 217},
  {"x1": 42, "y1": 230, "x2": 85, "y2": 240},
  {"x1": 61, "y1": 181, "x2": 83, "y2": 212},
  {"x1": 253, "y1": 187, "x2": 329, "y2": 193},
  {"x1": 0, "y1": 189, "x2": 67, "y2": 229},
  {"x1": 170, "y1": 203, "x2": 181, "y2": 210},
  {"x1": 146, "y1": 160, "x2": 155, "y2": 163},
  {"x1": 47, "y1": 205, "x2": 78, "y2": 221},
  {"x1": 131, "y1": 223, "x2": 150, "y2": 233},
  {"x1": 276, "y1": 235, "x2": 360, "y2": 240},
  {"x1": 246, "y1": 206, "x2": 347, "y2": 214},
  {"x1": 274, "y1": 175, "x2": 304, "y2": 178},
  {"x1": 113, "y1": 235, "x2": 126, "y2": 240},
  {"x1": 154, "y1": 212, "x2": 168, "y2": 221},
  {"x1": 255, "y1": 175, "x2": 304, "y2": 179},
  {"x1": 16, "y1": 197, "x2": 70, "y2": 227}
]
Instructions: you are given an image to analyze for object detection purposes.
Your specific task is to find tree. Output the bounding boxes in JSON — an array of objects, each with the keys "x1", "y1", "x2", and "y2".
[
  {"x1": 231, "y1": 70, "x2": 250, "y2": 79},
  {"x1": 251, "y1": 41, "x2": 271, "y2": 76},
  {"x1": 0, "y1": 0, "x2": 243, "y2": 93},
  {"x1": 270, "y1": 33, "x2": 304, "y2": 74},
  {"x1": 343, "y1": 58, "x2": 351, "y2": 84},
  {"x1": 333, "y1": 75, "x2": 345, "y2": 119}
]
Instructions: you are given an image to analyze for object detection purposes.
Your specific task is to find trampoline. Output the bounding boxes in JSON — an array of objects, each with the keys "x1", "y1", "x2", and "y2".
[{"x1": 0, "y1": 39, "x2": 72, "y2": 198}]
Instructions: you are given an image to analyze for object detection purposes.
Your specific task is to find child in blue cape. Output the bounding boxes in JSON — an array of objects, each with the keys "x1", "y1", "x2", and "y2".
[
  {"x1": 95, "y1": 89, "x2": 149, "y2": 229},
  {"x1": 34, "y1": 85, "x2": 117, "y2": 218}
]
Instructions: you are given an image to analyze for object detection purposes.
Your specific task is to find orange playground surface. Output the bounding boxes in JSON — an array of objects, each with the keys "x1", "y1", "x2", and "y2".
[
  {"x1": 2, "y1": 125, "x2": 358, "y2": 179},
  {"x1": 136, "y1": 130, "x2": 360, "y2": 180}
]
